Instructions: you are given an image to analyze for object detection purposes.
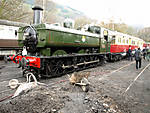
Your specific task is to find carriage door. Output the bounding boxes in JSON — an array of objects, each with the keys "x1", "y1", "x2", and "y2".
[{"x1": 103, "y1": 30, "x2": 110, "y2": 52}]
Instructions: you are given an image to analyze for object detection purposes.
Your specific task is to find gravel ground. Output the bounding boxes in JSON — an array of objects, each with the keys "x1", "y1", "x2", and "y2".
[{"x1": 0, "y1": 59, "x2": 150, "y2": 113}]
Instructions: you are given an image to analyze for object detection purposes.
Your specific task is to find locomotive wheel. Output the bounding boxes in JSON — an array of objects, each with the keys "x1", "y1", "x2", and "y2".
[
  {"x1": 119, "y1": 55, "x2": 122, "y2": 60},
  {"x1": 53, "y1": 60, "x2": 64, "y2": 76},
  {"x1": 90, "y1": 56, "x2": 95, "y2": 67},
  {"x1": 85, "y1": 56, "x2": 90, "y2": 68},
  {"x1": 42, "y1": 54, "x2": 106, "y2": 78},
  {"x1": 44, "y1": 63, "x2": 53, "y2": 78},
  {"x1": 77, "y1": 57, "x2": 85, "y2": 71},
  {"x1": 94, "y1": 56, "x2": 99, "y2": 66},
  {"x1": 45, "y1": 60, "x2": 65, "y2": 77}
]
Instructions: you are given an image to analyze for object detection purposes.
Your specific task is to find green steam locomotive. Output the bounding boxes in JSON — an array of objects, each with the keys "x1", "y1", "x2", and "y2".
[{"x1": 10, "y1": 6, "x2": 116, "y2": 78}]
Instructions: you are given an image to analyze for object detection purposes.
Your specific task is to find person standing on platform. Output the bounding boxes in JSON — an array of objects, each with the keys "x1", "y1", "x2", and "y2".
[
  {"x1": 146, "y1": 47, "x2": 150, "y2": 61},
  {"x1": 142, "y1": 47, "x2": 147, "y2": 60},
  {"x1": 135, "y1": 48, "x2": 142, "y2": 69},
  {"x1": 128, "y1": 47, "x2": 132, "y2": 61}
]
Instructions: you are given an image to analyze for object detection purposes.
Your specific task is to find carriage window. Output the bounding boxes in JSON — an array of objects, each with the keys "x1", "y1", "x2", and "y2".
[
  {"x1": 135, "y1": 41, "x2": 137, "y2": 45},
  {"x1": 118, "y1": 38, "x2": 120, "y2": 43},
  {"x1": 111, "y1": 36, "x2": 116, "y2": 44},
  {"x1": 129, "y1": 38, "x2": 131, "y2": 45},
  {"x1": 111, "y1": 39, "x2": 115, "y2": 44},
  {"x1": 119, "y1": 38, "x2": 121, "y2": 43},
  {"x1": 126, "y1": 40, "x2": 128, "y2": 44},
  {"x1": 123, "y1": 39, "x2": 125, "y2": 44},
  {"x1": 15, "y1": 30, "x2": 17, "y2": 37},
  {"x1": 104, "y1": 36, "x2": 108, "y2": 41}
]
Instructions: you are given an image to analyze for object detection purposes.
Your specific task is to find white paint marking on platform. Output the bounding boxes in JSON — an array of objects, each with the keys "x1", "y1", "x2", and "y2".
[
  {"x1": 99, "y1": 61, "x2": 135, "y2": 81},
  {"x1": 109, "y1": 61, "x2": 135, "y2": 75},
  {"x1": 123, "y1": 62, "x2": 150, "y2": 94}
]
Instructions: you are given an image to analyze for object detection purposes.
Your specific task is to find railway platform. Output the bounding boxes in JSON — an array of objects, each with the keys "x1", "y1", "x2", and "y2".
[
  {"x1": 95, "y1": 59, "x2": 150, "y2": 113},
  {"x1": 0, "y1": 59, "x2": 150, "y2": 113}
]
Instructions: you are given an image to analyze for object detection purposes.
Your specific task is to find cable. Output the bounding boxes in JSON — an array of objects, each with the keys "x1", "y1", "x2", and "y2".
[{"x1": 0, "y1": 94, "x2": 13, "y2": 102}]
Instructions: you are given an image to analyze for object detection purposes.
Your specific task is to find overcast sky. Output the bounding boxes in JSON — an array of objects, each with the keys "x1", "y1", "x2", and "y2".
[{"x1": 54, "y1": 0, "x2": 150, "y2": 27}]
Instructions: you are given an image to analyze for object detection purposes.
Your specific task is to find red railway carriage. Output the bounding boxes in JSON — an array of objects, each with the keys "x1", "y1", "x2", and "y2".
[{"x1": 109, "y1": 31, "x2": 145, "y2": 53}]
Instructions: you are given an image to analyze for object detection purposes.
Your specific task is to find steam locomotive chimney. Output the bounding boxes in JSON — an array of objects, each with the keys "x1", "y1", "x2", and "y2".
[{"x1": 32, "y1": 6, "x2": 43, "y2": 24}]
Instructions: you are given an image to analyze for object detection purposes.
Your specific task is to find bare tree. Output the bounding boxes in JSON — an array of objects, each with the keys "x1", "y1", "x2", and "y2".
[
  {"x1": 0, "y1": 0, "x2": 30, "y2": 22},
  {"x1": 74, "y1": 16, "x2": 97, "y2": 29},
  {"x1": 99, "y1": 18, "x2": 138, "y2": 36},
  {"x1": 35, "y1": 0, "x2": 58, "y2": 23},
  {"x1": 137, "y1": 27, "x2": 150, "y2": 41}
]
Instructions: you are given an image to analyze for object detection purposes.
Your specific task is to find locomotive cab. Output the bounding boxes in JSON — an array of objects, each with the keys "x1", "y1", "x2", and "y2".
[{"x1": 87, "y1": 25, "x2": 101, "y2": 34}]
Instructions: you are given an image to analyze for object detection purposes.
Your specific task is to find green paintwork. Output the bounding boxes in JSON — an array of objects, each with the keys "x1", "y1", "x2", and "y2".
[
  {"x1": 18, "y1": 23, "x2": 111, "y2": 56},
  {"x1": 78, "y1": 49, "x2": 85, "y2": 54},
  {"x1": 37, "y1": 24, "x2": 99, "y2": 47},
  {"x1": 18, "y1": 24, "x2": 99, "y2": 48},
  {"x1": 40, "y1": 48, "x2": 50, "y2": 56},
  {"x1": 52, "y1": 50, "x2": 67, "y2": 56}
]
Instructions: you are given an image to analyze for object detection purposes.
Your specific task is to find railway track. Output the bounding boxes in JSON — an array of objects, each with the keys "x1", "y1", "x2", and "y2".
[{"x1": 0, "y1": 60, "x2": 135, "y2": 101}]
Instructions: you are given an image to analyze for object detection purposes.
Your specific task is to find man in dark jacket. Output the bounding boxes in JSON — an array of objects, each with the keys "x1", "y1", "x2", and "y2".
[
  {"x1": 135, "y1": 48, "x2": 142, "y2": 69},
  {"x1": 128, "y1": 47, "x2": 132, "y2": 61},
  {"x1": 142, "y1": 47, "x2": 148, "y2": 60}
]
